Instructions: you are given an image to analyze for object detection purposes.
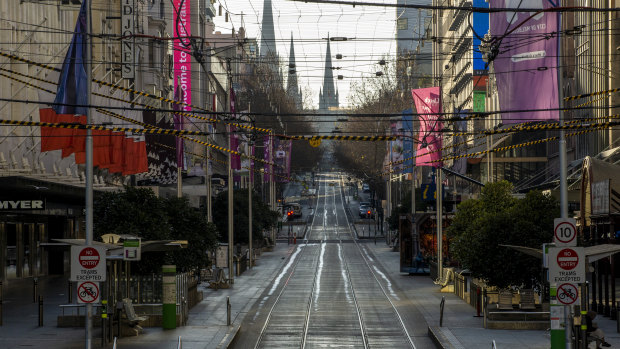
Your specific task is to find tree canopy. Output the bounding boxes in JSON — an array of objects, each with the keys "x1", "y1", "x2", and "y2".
[
  {"x1": 93, "y1": 186, "x2": 219, "y2": 274},
  {"x1": 446, "y1": 181, "x2": 559, "y2": 289},
  {"x1": 212, "y1": 188, "x2": 279, "y2": 245}
]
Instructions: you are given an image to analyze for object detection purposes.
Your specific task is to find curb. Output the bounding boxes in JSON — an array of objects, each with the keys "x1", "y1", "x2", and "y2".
[
  {"x1": 428, "y1": 326, "x2": 462, "y2": 349},
  {"x1": 217, "y1": 322, "x2": 241, "y2": 348}
]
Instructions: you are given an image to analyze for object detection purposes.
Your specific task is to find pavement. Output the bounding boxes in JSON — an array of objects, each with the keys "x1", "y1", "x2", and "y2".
[
  {"x1": 3, "y1": 180, "x2": 620, "y2": 348},
  {"x1": 0, "y1": 243, "x2": 296, "y2": 349},
  {"x1": 345, "y1": 187, "x2": 620, "y2": 349}
]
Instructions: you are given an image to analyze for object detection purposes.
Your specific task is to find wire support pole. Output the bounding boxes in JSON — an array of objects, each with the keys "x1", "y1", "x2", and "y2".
[{"x1": 84, "y1": 0, "x2": 93, "y2": 348}]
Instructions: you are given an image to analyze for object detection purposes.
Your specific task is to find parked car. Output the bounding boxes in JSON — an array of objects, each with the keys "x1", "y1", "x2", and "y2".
[
  {"x1": 359, "y1": 202, "x2": 373, "y2": 218},
  {"x1": 362, "y1": 183, "x2": 370, "y2": 192}
]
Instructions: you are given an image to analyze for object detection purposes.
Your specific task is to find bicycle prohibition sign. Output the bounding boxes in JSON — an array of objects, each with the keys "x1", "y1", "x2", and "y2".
[
  {"x1": 557, "y1": 283, "x2": 579, "y2": 305},
  {"x1": 77, "y1": 281, "x2": 100, "y2": 304}
]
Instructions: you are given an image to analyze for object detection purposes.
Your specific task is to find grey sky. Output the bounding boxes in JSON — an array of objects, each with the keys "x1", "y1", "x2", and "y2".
[{"x1": 217, "y1": 0, "x2": 398, "y2": 109}]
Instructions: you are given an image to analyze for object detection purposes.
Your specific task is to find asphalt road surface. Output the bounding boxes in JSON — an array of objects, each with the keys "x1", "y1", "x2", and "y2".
[{"x1": 232, "y1": 172, "x2": 434, "y2": 349}]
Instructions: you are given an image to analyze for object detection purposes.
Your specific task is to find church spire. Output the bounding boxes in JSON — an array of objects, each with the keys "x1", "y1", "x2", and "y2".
[
  {"x1": 260, "y1": 0, "x2": 276, "y2": 59},
  {"x1": 287, "y1": 33, "x2": 302, "y2": 109},
  {"x1": 319, "y1": 36, "x2": 338, "y2": 111}
]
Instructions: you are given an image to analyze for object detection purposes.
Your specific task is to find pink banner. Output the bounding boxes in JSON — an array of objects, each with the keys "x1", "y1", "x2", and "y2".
[
  {"x1": 173, "y1": 0, "x2": 191, "y2": 114},
  {"x1": 411, "y1": 87, "x2": 442, "y2": 168}
]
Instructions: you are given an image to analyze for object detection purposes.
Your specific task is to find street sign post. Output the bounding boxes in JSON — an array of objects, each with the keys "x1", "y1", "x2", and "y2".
[
  {"x1": 548, "y1": 247, "x2": 585, "y2": 284},
  {"x1": 553, "y1": 218, "x2": 577, "y2": 246},
  {"x1": 77, "y1": 281, "x2": 100, "y2": 304},
  {"x1": 71, "y1": 246, "x2": 107, "y2": 282}
]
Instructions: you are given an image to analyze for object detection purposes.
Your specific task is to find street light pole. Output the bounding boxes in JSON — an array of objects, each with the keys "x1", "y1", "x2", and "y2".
[
  {"x1": 227, "y1": 61, "x2": 234, "y2": 285},
  {"x1": 84, "y1": 1, "x2": 93, "y2": 347}
]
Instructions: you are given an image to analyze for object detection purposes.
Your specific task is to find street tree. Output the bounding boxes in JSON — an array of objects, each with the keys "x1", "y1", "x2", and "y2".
[
  {"x1": 446, "y1": 181, "x2": 559, "y2": 289},
  {"x1": 212, "y1": 188, "x2": 279, "y2": 245},
  {"x1": 93, "y1": 186, "x2": 219, "y2": 274}
]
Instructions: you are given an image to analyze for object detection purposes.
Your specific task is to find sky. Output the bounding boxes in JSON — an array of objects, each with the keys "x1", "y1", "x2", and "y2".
[{"x1": 216, "y1": 0, "x2": 399, "y2": 109}]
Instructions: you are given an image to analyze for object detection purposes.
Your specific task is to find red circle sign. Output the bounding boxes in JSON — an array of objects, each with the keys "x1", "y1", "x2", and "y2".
[
  {"x1": 556, "y1": 248, "x2": 579, "y2": 270},
  {"x1": 79, "y1": 247, "x2": 100, "y2": 269},
  {"x1": 554, "y1": 221, "x2": 576, "y2": 244},
  {"x1": 557, "y1": 283, "x2": 579, "y2": 305},
  {"x1": 77, "y1": 281, "x2": 99, "y2": 303}
]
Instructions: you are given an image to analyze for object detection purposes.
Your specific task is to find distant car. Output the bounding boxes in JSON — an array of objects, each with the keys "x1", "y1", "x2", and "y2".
[
  {"x1": 359, "y1": 202, "x2": 373, "y2": 218},
  {"x1": 285, "y1": 203, "x2": 302, "y2": 218},
  {"x1": 362, "y1": 183, "x2": 370, "y2": 192}
]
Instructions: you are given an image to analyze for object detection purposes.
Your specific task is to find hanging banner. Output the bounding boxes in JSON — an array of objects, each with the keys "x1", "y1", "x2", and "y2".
[
  {"x1": 390, "y1": 121, "x2": 405, "y2": 172},
  {"x1": 452, "y1": 109, "x2": 469, "y2": 174},
  {"x1": 173, "y1": 0, "x2": 192, "y2": 120},
  {"x1": 490, "y1": 0, "x2": 558, "y2": 124},
  {"x1": 263, "y1": 136, "x2": 291, "y2": 182},
  {"x1": 411, "y1": 87, "x2": 442, "y2": 168},
  {"x1": 401, "y1": 110, "x2": 414, "y2": 174}
]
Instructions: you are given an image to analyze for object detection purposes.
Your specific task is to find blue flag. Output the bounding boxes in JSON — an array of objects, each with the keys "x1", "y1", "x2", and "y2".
[{"x1": 53, "y1": 0, "x2": 88, "y2": 115}]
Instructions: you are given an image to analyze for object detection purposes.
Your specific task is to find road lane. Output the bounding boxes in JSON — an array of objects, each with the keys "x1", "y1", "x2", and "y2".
[{"x1": 234, "y1": 173, "x2": 424, "y2": 349}]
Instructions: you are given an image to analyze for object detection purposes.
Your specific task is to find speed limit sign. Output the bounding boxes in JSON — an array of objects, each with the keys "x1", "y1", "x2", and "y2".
[{"x1": 554, "y1": 218, "x2": 577, "y2": 247}]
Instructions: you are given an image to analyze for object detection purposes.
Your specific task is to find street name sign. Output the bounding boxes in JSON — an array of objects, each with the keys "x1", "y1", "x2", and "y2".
[
  {"x1": 548, "y1": 247, "x2": 585, "y2": 284},
  {"x1": 553, "y1": 218, "x2": 577, "y2": 246},
  {"x1": 77, "y1": 281, "x2": 100, "y2": 304},
  {"x1": 71, "y1": 246, "x2": 107, "y2": 282}
]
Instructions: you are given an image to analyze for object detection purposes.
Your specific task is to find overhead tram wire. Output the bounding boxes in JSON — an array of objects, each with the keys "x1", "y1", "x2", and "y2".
[
  {"x1": 0, "y1": 50, "x2": 273, "y2": 134},
  {"x1": 0, "y1": 69, "x2": 280, "y2": 168}
]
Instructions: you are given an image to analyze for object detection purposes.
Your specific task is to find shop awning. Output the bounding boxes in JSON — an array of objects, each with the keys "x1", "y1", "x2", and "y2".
[
  {"x1": 47, "y1": 238, "x2": 188, "y2": 255},
  {"x1": 500, "y1": 243, "x2": 620, "y2": 263}
]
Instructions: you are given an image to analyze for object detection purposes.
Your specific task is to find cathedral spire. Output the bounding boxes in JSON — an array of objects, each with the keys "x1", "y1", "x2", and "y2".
[
  {"x1": 287, "y1": 33, "x2": 302, "y2": 109},
  {"x1": 260, "y1": 0, "x2": 276, "y2": 58},
  {"x1": 319, "y1": 36, "x2": 338, "y2": 111}
]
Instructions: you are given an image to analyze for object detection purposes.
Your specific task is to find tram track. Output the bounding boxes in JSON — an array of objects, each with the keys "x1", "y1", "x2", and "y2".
[{"x1": 254, "y1": 173, "x2": 415, "y2": 348}]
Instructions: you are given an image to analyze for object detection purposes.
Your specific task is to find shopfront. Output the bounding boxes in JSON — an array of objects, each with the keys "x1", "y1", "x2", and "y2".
[{"x1": 0, "y1": 176, "x2": 86, "y2": 282}]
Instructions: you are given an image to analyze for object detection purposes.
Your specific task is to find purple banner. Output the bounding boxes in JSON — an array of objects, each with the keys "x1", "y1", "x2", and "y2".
[
  {"x1": 490, "y1": 0, "x2": 558, "y2": 124},
  {"x1": 263, "y1": 136, "x2": 292, "y2": 183},
  {"x1": 411, "y1": 87, "x2": 442, "y2": 168},
  {"x1": 230, "y1": 87, "x2": 241, "y2": 170}
]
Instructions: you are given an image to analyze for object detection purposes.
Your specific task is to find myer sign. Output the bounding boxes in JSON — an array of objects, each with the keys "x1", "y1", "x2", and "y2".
[{"x1": 0, "y1": 200, "x2": 45, "y2": 210}]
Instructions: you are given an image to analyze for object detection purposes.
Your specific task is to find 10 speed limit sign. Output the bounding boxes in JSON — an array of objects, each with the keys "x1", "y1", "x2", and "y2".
[{"x1": 554, "y1": 218, "x2": 577, "y2": 247}]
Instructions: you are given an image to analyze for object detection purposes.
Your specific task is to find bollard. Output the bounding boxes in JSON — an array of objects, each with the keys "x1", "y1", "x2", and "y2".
[
  {"x1": 33, "y1": 277, "x2": 38, "y2": 303},
  {"x1": 474, "y1": 287, "x2": 483, "y2": 317},
  {"x1": 67, "y1": 280, "x2": 72, "y2": 303},
  {"x1": 439, "y1": 296, "x2": 446, "y2": 327},
  {"x1": 38, "y1": 295, "x2": 43, "y2": 327},
  {"x1": 226, "y1": 296, "x2": 231, "y2": 326}
]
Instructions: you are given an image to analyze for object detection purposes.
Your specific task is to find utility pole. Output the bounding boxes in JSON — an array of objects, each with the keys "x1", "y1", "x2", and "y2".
[
  {"x1": 227, "y1": 59, "x2": 234, "y2": 285},
  {"x1": 84, "y1": 0, "x2": 93, "y2": 347},
  {"x1": 206, "y1": 141, "x2": 212, "y2": 222},
  {"x1": 248, "y1": 105, "x2": 253, "y2": 268},
  {"x1": 557, "y1": 5, "x2": 571, "y2": 349},
  {"x1": 437, "y1": 167, "x2": 443, "y2": 281},
  {"x1": 269, "y1": 131, "x2": 275, "y2": 244}
]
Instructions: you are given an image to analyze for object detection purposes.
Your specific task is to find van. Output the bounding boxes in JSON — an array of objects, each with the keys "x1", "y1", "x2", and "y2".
[{"x1": 285, "y1": 203, "x2": 302, "y2": 218}]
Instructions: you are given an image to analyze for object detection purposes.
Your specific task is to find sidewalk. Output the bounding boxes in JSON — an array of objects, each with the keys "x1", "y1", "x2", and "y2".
[
  {"x1": 363, "y1": 235, "x2": 620, "y2": 349},
  {"x1": 343, "y1": 185, "x2": 620, "y2": 349},
  {"x1": 0, "y1": 243, "x2": 294, "y2": 349}
]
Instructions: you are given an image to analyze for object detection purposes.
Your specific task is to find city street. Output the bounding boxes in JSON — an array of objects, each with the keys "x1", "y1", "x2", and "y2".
[{"x1": 232, "y1": 173, "x2": 434, "y2": 348}]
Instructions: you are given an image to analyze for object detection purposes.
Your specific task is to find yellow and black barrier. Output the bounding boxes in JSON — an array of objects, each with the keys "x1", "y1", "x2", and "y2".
[
  {"x1": 286, "y1": 135, "x2": 397, "y2": 141},
  {"x1": 0, "y1": 118, "x2": 208, "y2": 136},
  {"x1": 0, "y1": 51, "x2": 271, "y2": 134},
  {"x1": 564, "y1": 87, "x2": 620, "y2": 101}
]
